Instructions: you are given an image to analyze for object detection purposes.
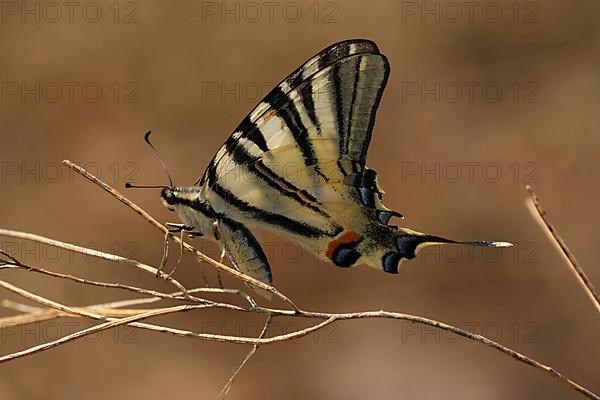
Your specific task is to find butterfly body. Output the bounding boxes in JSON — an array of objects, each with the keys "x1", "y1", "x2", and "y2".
[{"x1": 159, "y1": 39, "x2": 511, "y2": 296}]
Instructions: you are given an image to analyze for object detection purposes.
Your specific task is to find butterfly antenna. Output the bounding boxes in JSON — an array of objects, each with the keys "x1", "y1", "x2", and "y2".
[
  {"x1": 125, "y1": 183, "x2": 169, "y2": 189},
  {"x1": 144, "y1": 130, "x2": 174, "y2": 187}
]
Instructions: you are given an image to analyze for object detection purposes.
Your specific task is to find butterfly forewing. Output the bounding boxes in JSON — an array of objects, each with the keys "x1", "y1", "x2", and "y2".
[{"x1": 200, "y1": 41, "x2": 390, "y2": 239}]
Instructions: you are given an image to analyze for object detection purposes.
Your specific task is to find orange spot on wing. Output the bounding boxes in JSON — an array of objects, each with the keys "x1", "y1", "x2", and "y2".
[
  {"x1": 257, "y1": 109, "x2": 277, "y2": 125},
  {"x1": 326, "y1": 230, "x2": 360, "y2": 259}
]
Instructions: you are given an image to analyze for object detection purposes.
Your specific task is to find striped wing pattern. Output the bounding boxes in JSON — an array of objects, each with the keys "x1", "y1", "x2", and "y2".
[
  {"x1": 200, "y1": 40, "x2": 389, "y2": 237},
  {"x1": 166, "y1": 39, "x2": 511, "y2": 296},
  {"x1": 192, "y1": 39, "x2": 415, "y2": 290}
]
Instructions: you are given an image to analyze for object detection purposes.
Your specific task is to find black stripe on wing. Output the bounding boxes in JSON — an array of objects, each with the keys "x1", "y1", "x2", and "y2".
[
  {"x1": 222, "y1": 136, "x2": 329, "y2": 218},
  {"x1": 276, "y1": 39, "x2": 379, "y2": 99},
  {"x1": 267, "y1": 86, "x2": 317, "y2": 167},
  {"x1": 332, "y1": 62, "x2": 347, "y2": 161},
  {"x1": 327, "y1": 54, "x2": 389, "y2": 174},
  {"x1": 357, "y1": 58, "x2": 390, "y2": 161},
  {"x1": 300, "y1": 81, "x2": 320, "y2": 133},
  {"x1": 211, "y1": 182, "x2": 339, "y2": 238},
  {"x1": 242, "y1": 118, "x2": 270, "y2": 153},
  {"x1": 347, "y1": 57, "x2": 363, "y2": 158}
]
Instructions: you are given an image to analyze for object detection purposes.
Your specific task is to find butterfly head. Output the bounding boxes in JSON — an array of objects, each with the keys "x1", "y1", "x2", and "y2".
[
  {"x1": 159, "y1": 186, "x2": 204, "y2": 210},
  {"x1": 126, "y1": 130, "x2": 215, "y2": 236},
  {"x1": 126, "y1": 183, "x2": 187, "y2": 212},
  {"x1": 160, "y1": 186, "x2": 215, "y2": 237},
  {"x1": 160, "y1": 187, "x2": 178, "y2": 210}
]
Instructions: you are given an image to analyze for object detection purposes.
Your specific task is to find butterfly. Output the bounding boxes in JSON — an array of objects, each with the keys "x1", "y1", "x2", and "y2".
[{"x1": 142, "y1": 39, "x2": 511, "y2": 298}]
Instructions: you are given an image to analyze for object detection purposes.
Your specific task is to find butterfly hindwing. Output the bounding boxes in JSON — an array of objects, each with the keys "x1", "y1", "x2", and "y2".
[{"x1": 217, "y1": 217, "x2": 273, "y2": 299}]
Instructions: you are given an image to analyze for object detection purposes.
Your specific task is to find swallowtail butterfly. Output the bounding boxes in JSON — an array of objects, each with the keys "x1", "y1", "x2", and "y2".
[{"x1": 151, "y1": 39, "x2": 511, "y2": 297}]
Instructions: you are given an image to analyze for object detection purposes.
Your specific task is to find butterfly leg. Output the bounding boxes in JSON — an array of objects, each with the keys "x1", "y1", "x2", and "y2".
[
  {"x1": 167, "y1": 222, "x2": 202, "y2": 238},
  {"x1": 157, "y1": 231, "x2": 170, "y2": 277},
  {"x1": 216, "y1": 246, "x2": 226, "y2": 289},
  {"x1": 165, "y1": 229, "x2": 185, "y2": 279},
  {"x1": 160, "y1": 224, "x2": 193, "y2": 279},
  {"x1": 214, "y1": 221, "x2": 226, "y2": 289},
  {"x1": 166, "y1": 222, "x2": 191, "y2": 232}
]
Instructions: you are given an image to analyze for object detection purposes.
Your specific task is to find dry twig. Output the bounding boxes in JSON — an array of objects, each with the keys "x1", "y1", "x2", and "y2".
[
  {"x1": 217, "y1": 313, "x2": 273, "y2": 399},
  {"x1": 526, "y1": 186, "x2": 600, "y2": 313},
  {"x1": 0, "y1": 229, "x2": 194, "y2": 300},
  {"x1": 2, "y1": 252, "x2": 598, "y2": 399}
]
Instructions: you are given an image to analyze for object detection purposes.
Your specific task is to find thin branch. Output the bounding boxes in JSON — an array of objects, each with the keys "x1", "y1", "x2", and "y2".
[
  {"x1": 0, "y1": 246, "x2": 256, "y2": 311},
  {"x1": 0, "y1": 229, "x2": 195, "y2": 300},
  {"x1": 218, "y1": 314, "x2": 273, "y2": 399},
  {"x1": 0, "y1": 309, "x2": 64, "y2": 327},
  {"x1": 2, "y1": 277, "x2": 598, "y2": 400},
  {"x1": 0, "y1": 293, "x2": 217, "y2": 362},
  {"x1": 0, "y1": 287, "x2": 256, "y2": 328},
  {"x1": 0, "y1": 251, "x2": 202, "y2": 303},
  {"x1": 0, "y1": 279, "x2": 334, "y2": 361},
  {"x1": 526, "y1": 186, "x2": 600, "y2": 313},
  {"x1": 1, "y1": 299, "x2": 43, "y2": 313},
  {"x1": 62, "y1": 159, "x2": 299, "y2": 311}
]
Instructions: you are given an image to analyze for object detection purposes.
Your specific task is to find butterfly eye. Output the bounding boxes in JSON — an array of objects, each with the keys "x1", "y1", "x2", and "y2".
[{"x1": 161, "y1": 188, "x2": 178, "y2": 205}]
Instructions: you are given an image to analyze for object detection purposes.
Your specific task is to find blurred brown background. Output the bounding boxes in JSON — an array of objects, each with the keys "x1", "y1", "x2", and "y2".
[{"x1": 1, "y1": 0, "x2": 599, "y2": 399}]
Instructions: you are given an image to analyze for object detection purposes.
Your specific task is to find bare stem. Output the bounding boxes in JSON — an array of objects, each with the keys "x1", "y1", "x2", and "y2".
[
  {"x1": 0, "y1": 229, "x2": 195, "y2": 300},
  {"x1": 526, "y1": 186, "x2": 600, "y2": 313},
  {"x1": 0, "y1": 250, "x2": 200, "y2": 303},
  {"x1": 1, "y1": 276, "x2": 597, "y2": 400},
  {"x1": 217, "y1": 313, "x2": 273, "y2": 399}
]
